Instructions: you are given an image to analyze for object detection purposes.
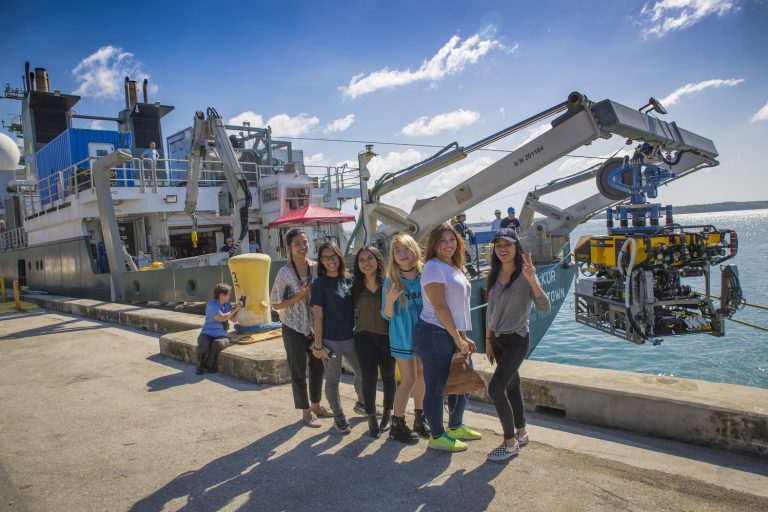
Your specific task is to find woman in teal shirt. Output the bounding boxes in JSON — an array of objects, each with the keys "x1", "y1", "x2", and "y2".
[{"x1": 382, "y1": 233, "x2": 429, "y2": 443}]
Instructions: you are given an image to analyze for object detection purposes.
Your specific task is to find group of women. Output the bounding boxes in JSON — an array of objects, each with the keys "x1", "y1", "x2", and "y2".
[{"x1": 202, "y1": 223, "x2": 550, "y2": 461}]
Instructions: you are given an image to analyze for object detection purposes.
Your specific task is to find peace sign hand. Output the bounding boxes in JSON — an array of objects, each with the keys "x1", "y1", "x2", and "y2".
[
  {"x1": 384, "y1": 284, "x2": 403, "y2": 306},
  {"x1": 522, "y1": 253, "x2": 537, "y2": 283}
]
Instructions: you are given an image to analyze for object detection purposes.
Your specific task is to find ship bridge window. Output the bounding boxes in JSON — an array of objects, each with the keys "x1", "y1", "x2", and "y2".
[
  {"x1": 262, "y1": 186, "x2": 279, "y2": 203},
  {"x1": 286, "y1": 187, "x2": 309, "y2": 211}
]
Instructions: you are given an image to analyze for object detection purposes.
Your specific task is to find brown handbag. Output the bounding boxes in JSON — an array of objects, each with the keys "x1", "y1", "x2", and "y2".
[{"x1": 444, "y1": 352, "x2": 486, "y2": 395}]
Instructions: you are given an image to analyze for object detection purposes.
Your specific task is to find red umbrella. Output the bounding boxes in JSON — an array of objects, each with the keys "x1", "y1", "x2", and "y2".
[{"x1": 267, "y1": 204, "x2": 356, "y2": 228}]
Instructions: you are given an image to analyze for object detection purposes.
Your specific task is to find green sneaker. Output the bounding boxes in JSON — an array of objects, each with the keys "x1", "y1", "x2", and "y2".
[
  {"x1": 428, "y1": 433, "x2": 467, "y2": 452},
  {"x1": 446, "y1": 425, "x2": 482, "y2": 441}
]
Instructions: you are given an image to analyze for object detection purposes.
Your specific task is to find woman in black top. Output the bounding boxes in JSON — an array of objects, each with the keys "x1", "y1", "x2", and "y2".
[
  {"x1": 310, "y1": 241, "x2": 365, "y2": 434},
  {"x1": 352, "y1": 246, "x2": 395, "y2": 438}
]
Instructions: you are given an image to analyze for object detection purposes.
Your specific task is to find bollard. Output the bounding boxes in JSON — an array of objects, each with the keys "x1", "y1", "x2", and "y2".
[
  {"x1": 0, "y1": 279, "x2": 5, "y2": 303},
  {"x1": 13, "y1": 279, "x2": 20, "y2": 311}
]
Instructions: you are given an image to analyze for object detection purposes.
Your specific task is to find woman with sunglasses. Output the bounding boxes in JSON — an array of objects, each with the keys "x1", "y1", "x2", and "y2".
[{"x1": 310, "y1": 241, "x2": 365, "y2": 434}]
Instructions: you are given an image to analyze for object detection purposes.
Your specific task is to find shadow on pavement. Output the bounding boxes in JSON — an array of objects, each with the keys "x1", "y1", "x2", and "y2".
[
  {"x1": 0, "y1": 317, "x2": 105, "y2": 340},
  {"x1": 482, "y1": 403, "x2": 768, "y2": 479},
  {"x1": 145, "y1": 354, "x2": 274, "y2": 393},
  {"x1": 129, "y1": 421, "x2": 506, "y2": 512}
]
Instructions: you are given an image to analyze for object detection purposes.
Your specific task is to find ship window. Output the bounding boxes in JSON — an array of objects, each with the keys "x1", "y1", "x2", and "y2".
[
  {"x1": 262, "y1": 186, "x2": 279, "y2": 202},
  {"x1": 286, "y1": 187, "x2": 309, "y2": 211},
  {"x1": 40, "y1": 260, "x2": 44, "y2": 271}
]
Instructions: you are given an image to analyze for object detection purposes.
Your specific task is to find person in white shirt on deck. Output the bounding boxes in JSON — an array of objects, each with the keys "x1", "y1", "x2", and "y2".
[{"x1": 141, "y1": 141, "x2": 160, "y2": 186}]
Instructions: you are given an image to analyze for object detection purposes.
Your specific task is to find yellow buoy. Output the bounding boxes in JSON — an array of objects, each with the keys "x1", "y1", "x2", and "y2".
[{"x1": 227, "y1": 253, "x2": 273, "y2": 328}]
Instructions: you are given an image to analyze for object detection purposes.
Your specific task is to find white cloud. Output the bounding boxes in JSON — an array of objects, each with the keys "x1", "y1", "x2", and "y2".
[
  {"x1": 340, "y1": 34, "x2": 508, "y2": 99},
  {"x1": 305, "y1": 153, "x2": 329, "y2": 167},
  {"x1": 325, "y1": 114, "x2": 356, "y2": 133},
  {"x1": 267, "y1": 113, "x2": 320, "y2": 137},
  {"x1": 72, "y1": 45, "x2": 157, "y2": 99},
  {"x1": 750, "y1": 100, "x2": 768, "y2": 123},
  {"x1": 228, "y1": 111, "x2": 265, "y2": 127},
  {"x1": 227, "y1": 112, "x2": 319, "y2": 137},
  {"x1": 660, "y1": 78, "x2": 744, "y2": 106},
  {"x1": 88, "y1": 120, "x2": 106, "y2": 130},
  {"x1": 400, "y1": 109, "x2": 480, "y2": 137},
  {"x1": 367, "y1": 149, "x2": 424, "y2": 181},
  {"x1": 638, "y1": 0, "x2": 737, "y2": 38}
]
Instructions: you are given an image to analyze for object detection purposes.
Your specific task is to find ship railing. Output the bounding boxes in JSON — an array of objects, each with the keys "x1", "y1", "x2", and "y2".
[
  {"x1": 28, "y1": 157, "x2": 361, "y2": 215},
  {"x1": 0, "y1": 227, "x2": 27, "y2": 252},
  {"x1": 303, "y1": 165, "x2": 362, "y2": 196}
]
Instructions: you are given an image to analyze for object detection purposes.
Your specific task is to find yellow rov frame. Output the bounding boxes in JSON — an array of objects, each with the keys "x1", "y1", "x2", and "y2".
[
  {"x1": 574, "y1": 229, "x2": 731, "y2": 271},
  {"x1": 572, "y1": 224, "x2": 740, "y2": 345}
]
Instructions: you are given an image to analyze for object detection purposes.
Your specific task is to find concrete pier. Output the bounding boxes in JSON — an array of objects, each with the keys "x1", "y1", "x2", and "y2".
[
  {"x1": 158, "y1": 328, "x2": 768, "y2": 456},
  {"x1": 1, "y1": 309, "x2": 766, "y2": 511},
  {"x1": 21, "y1": 293, "x2": 768, "y2": 457}
]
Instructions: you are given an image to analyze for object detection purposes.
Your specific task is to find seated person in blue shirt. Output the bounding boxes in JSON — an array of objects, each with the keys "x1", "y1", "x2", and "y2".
[{"x1": 197, "y1": 283, "x2": 242, "y2": 375}]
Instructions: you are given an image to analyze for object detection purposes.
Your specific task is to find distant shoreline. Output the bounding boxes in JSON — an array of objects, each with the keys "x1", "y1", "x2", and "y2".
[{"x1": 467, "y1": 201, "x2": 767, "y2": 229}]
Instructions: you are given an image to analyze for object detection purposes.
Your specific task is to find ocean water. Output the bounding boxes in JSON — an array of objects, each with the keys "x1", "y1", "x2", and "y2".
[{"x1": 531, "y1": 209, "x2": 768, "y2": 389}]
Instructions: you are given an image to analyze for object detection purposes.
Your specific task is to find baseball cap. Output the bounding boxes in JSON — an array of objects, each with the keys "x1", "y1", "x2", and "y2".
[
  {"x1": 226, "y1": 237, "x2": 234, "y2": 242},
  {"x1": 494, "y1": 209, "x2": 501, "y2": 214},
  {"x1": 493, "y1": 228, "x2": 519, "y2": 244},
  {"x1": 507, "y1": 207, "x2": 516, "y2": 214}
]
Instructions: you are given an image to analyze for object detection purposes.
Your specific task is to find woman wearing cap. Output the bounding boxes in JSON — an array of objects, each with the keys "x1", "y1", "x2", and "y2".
[
  {"x1": 412, "y1": 223, "x2": 482, "y2": 452},
  {"x1": 484, "y1": 228, "x2": 550, "y2": 461},
  {"x1": 270, "y1": 228, "x2": 333, "y2": 428}
]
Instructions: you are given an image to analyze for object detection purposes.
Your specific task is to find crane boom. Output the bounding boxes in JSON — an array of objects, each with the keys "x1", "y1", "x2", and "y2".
[{"x1": 183, "y1": 108, "x2": 253, "y2": 254}]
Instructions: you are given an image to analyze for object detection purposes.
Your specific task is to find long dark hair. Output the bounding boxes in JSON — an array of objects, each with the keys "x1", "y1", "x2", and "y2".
[
  {"x1": 424, "y1": 223, "x2": 465, "y2": 268},
  {"x1": 486, "y1": 239, "x2": 525, "y2": 290},
  {"x1": 317, "y1": 241, "x2": 348, "y2": 277},
  {"x1": 352, "y1": 246, "x2": 385, "y2": 299}
]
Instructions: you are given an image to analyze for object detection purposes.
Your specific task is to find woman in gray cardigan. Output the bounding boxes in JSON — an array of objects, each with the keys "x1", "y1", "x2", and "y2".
[{"x1": 484, "y1": 228, "x2": 550, "y2": 462}]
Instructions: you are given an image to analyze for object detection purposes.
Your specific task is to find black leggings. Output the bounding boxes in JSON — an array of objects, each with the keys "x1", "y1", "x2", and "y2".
[
  {"x1": 283, "y1": 325, "x2": 324, "y2": 410},
  {"x1": 488, "y1": 332, "x2": 529, "y2": 440},
  {"x1": 354, "y1": 331, "x2": 396, "y2": 414}
]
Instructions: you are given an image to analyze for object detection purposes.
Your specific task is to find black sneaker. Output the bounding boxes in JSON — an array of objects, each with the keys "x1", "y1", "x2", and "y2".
[{"x1": 334, "y1": 414, "x2": 351, "y2": 434}]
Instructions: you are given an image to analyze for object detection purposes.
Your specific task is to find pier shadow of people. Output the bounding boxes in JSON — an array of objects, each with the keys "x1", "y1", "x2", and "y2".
[
  {"x1": 144, "y1": 354, "x2": 268, "y2": 393},
  {"x1": 129, "y1": 420, "x2": 507, "y2": 512}
]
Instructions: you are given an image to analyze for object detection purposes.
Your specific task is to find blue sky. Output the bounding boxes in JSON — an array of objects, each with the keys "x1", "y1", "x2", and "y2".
[{"x1": 1, "y1": 0, "x2": 767, "y2": 223}]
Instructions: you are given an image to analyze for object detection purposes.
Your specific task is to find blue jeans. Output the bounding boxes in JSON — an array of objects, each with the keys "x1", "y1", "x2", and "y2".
[{"x1": 412, "y1": 319, "x2": 467, "y2": 439}]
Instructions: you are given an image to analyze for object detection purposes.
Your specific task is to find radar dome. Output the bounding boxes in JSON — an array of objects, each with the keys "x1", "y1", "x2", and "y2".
[{"x1": 0, "y1": 132, "x2": 20, "y2": 171}]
